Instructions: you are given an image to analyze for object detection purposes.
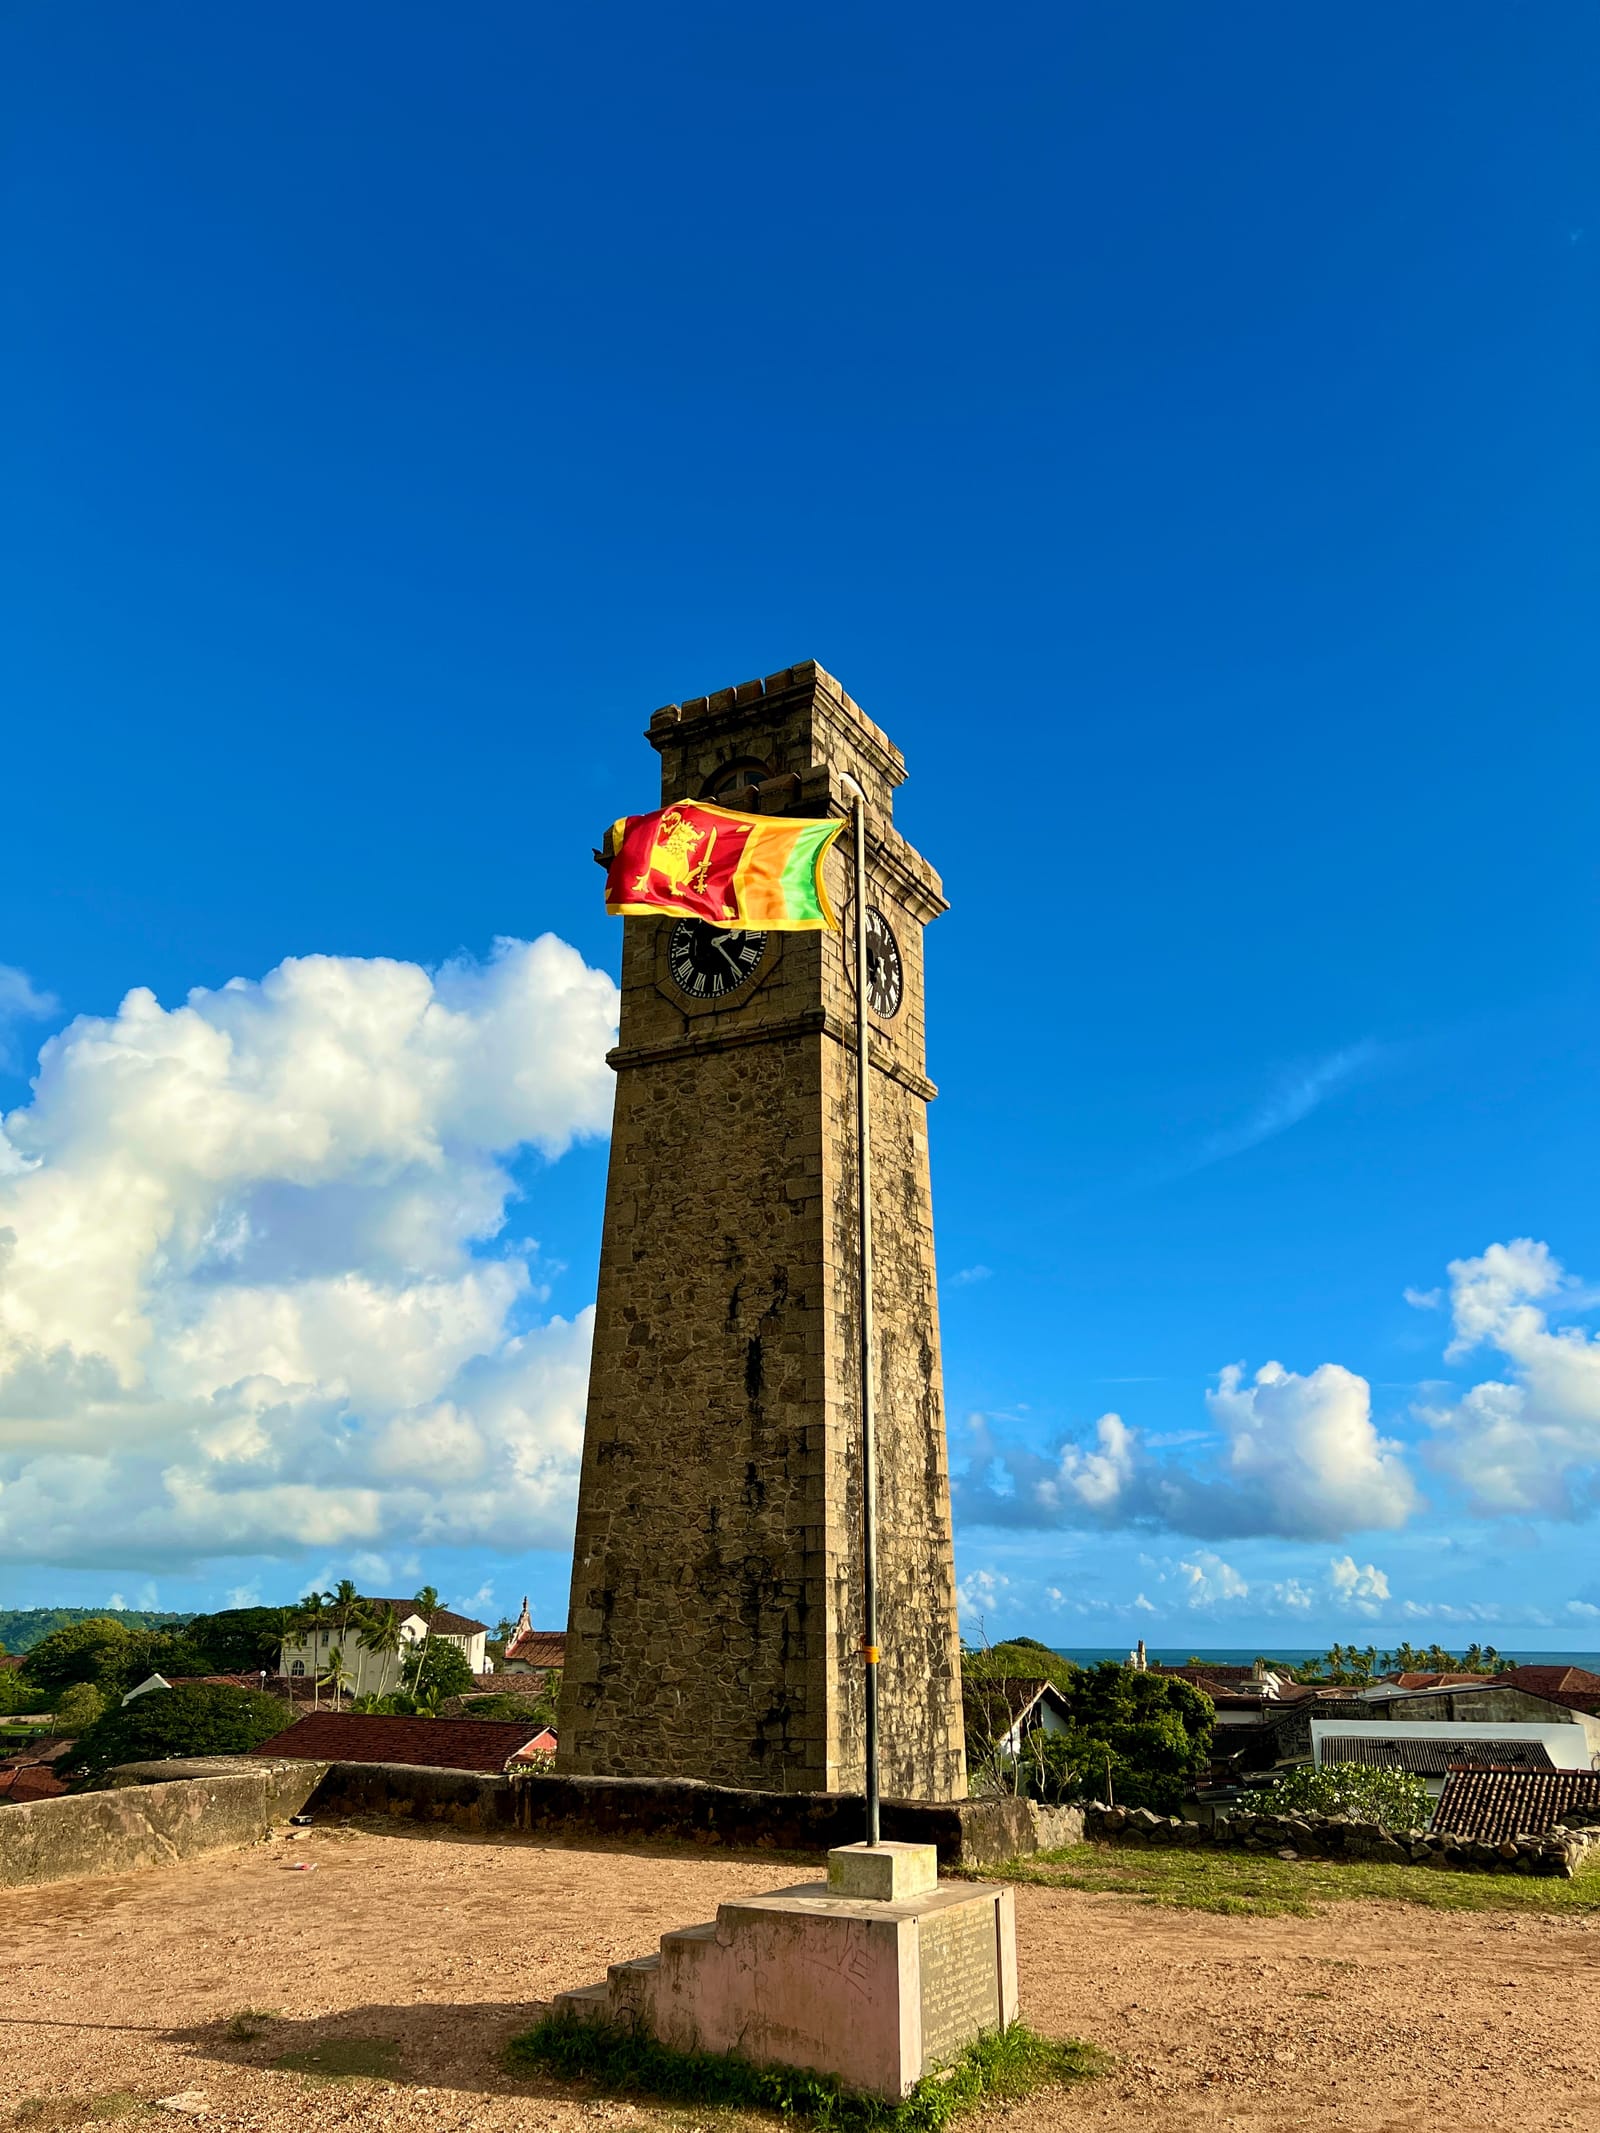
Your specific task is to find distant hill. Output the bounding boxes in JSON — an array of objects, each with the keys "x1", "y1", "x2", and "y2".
[{"x1": 0, "y1": 1607, "x2": 193, "y2": 1654}]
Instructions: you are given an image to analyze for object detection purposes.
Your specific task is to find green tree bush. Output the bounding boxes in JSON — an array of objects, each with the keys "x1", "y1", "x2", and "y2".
[
  {"x1": 405, "y1": 1637, "x2": 476, "y2": 1705},
  {"x1": 65, "y1": 1683, "x2": 294, "y2": 1788},
  {"x1": 965, "y1": 1657, "x2": 1214, "y2": 1813},
  {"x1": 0, "y1": 1665, "x2": 46, "y2": 1715},
  {"x1": 125, "y1": 1631, "x2": 216, "y2": 1684},
  {"x1": 458, "y1": 1693, "x2": 544, "y2": 1723},
  {"x1": 1263, "y1": 1762, "x2": 1430, "y2": 1830},
  {"x1": 459, "y1": 1674, "x2": 561, "y2": 1727},
  {"x1": 963, "y1": 1638, "x2": 1076, "y2": 1695},
  {"x1": 23, "y1": 1617, "x2": 138, "y2": 1699},
  {"x1": 0, "y1": 1608, "x2": 190, "y2": 1656},
  {"x1": 181, "y1": 1607, "x2": 291, "y2": 1674},
  {"x1": 54, "y1": 1682, "x2": 108, "y2": 1734},
  {"x1": 19, "y1": 1617, "x2": 224, "y2": 1701}
]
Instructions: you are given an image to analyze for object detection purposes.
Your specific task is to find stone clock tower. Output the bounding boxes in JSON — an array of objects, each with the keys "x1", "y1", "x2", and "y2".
[{"x1": 557, "y1": 662, "x2": 966, "y2": 1801}]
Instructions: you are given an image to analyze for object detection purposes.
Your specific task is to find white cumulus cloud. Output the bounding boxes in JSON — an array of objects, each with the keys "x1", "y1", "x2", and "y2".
[
  {"x1": 1176, "y1": 1550, "x2": 1249, "y2": 1605},
  {"x1": 1328, "y1": 1554, "x2": 1390, "y2": 1612},
  {"x1": 0, "y1": 937, "x2": 618, "y2": 1569},
  {"x1": 960, "y1": 1359, "x2": 1418, "y2": 1541},
  {"x1": 1419, "y1": 1239, "x2": 1600, "y2": 1518},
  {"x1": 956, "y1": 1567, "x2": 1010, "y2": 1626}
]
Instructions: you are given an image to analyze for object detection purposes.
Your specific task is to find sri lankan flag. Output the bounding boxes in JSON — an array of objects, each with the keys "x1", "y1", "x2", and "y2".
[{"x1": 604, "y1": 802, "x2": 844, "y2": 930}]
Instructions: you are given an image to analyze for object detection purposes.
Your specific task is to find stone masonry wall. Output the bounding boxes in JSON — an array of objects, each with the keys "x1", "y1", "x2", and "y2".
[
  {"x1": 561, "y1": 1030, "x2": 832, "y2": 1788},
  {"x1": 1084, "y1": 1801, "x2": 1600, "y2": 1878},
  {"x1": 0, "y1": 1761, "x2": 325, "y2": 1889}
]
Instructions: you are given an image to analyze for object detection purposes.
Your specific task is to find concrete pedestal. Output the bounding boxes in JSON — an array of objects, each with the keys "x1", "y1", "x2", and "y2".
[{"x1": 553, "y1": 1844, "x2": 1018, "y2": 2100}]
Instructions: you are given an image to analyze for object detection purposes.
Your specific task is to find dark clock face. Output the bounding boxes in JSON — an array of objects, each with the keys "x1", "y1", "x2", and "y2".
[
  {"x1": 668, "y1": 920, "x2": 767, "y2": 1001},
  {"x1": 863, "y1": 908, "x2": 903, "y2": 1017}
]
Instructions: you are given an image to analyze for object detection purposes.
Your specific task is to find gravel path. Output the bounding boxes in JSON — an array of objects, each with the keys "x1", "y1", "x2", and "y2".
[{"x1": 3, "y1": 1824, "x2": 1598, "y2": 2131}]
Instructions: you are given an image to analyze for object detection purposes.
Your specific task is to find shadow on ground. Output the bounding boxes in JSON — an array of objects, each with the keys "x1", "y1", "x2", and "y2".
[
  {"x1": 163, "y1": 1999, "x2": 569, "y2": 2098},
  {"x1": 320, "y1": 1814, "x2": 824, "y2": 1868}
]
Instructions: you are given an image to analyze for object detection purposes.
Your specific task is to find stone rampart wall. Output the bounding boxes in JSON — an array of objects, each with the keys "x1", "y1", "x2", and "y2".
[
  {"x1": 0, "y1": 1759, "x2": 324, "y2": 1889},
  {"x1": 312, "y1": 1762, "x2": 1031, "y2": 1865}
]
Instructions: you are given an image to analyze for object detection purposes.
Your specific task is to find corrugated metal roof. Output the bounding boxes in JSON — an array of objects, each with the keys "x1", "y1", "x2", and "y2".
[
  {"x1": 1322, "y1": 1735, "x2": 1555, "y2": 1775},
  {"x1": 1432, "y1": 1767, "x2": 1600, "y2": 1843}
]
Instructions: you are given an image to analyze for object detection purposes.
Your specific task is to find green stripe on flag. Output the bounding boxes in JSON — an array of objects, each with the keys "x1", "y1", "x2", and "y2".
[{"x1": 777, "y1": 820, "x2": 832, "y2": 921}]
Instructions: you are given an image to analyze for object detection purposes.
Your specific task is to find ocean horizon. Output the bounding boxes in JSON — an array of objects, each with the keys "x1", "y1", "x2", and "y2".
[{"x1": 1050, "y1": 1645, "x2": 1600, "y2": 1671}]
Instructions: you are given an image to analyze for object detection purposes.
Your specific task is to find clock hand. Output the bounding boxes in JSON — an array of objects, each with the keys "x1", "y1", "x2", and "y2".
[{"x1": 713, "y1": 933, "x2": 742, "y2": 976}]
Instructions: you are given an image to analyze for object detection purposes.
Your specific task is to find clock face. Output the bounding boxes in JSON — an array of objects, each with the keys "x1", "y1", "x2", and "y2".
[
  {"x1": 864, "y1": 908, "x2": 904, "y2": 1017},
  {"x1": 667, "y1": 920, "x2": 768, "y2": 1001}
]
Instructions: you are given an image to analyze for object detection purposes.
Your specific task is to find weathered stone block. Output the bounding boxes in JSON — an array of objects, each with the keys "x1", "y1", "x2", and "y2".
[{"x1": 828, "y1": 1840, "x2": 938, "y2": 1901}]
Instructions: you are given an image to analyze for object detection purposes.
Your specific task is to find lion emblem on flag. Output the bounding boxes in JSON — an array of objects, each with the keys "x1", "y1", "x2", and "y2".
[{"x1": 632, "y1": 808, "x2": 717, "y2": 899}]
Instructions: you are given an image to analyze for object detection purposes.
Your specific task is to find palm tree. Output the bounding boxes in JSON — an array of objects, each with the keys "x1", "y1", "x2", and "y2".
[
  {"x1": 358, "y1": 1602, "x2": 405, "y2": 1700},
  {"x1": 406, "y1": 1586, "x2": 440, "y2": 1693},
  {"x1": 294, "y1": 1590, "x2": 333, "y2": 1710},
  {"x1": 328, "y1": 1580, "x2": 366, "y2": 1696},
  {"x1": 322, "y1": 1642, "x2": 355, "y2": 1708}
]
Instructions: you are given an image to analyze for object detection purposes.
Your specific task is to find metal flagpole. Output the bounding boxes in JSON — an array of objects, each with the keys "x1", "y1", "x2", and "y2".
[{"x1": 848, "y1": 785, "x2": 882, "y2": 1848}]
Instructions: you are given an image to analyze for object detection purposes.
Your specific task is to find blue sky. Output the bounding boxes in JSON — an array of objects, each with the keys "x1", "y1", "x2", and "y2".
[{"x1": 3, "y1": 4, "x2": 1598, "y2": 1649}]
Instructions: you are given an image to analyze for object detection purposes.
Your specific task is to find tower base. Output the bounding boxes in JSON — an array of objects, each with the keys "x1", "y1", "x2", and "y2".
[{"x1": 551, "y1": 1844, "x2": 1018, "y2": 2100}]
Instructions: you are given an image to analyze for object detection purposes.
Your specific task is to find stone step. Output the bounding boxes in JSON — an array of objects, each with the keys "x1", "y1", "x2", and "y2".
[
  {"x1": 551, "y1": 1981, "x2": 609, "y2": 2024},
  {"x1": 659, "y1": 1921, "x2": 718, "y2": 1952}
]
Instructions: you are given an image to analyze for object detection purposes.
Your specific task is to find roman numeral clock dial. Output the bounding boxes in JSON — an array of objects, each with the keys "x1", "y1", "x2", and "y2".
[
  {"x1": 667, "y1": 920, "x2": 767, "y2": 1000},
  {"x1": 863, "y1": 907, "x2": 903, "y2": 1017}
]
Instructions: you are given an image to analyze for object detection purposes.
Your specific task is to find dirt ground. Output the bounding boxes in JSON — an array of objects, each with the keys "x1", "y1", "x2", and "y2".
[{"x1": 4, "y1": 1824, "x2": 1600, "y2": 2133}]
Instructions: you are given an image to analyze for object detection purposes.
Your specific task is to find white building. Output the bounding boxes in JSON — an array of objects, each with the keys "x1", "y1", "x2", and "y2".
[{"x1": 278, "y1": 1601, "x2": 488, "y2": 1694}]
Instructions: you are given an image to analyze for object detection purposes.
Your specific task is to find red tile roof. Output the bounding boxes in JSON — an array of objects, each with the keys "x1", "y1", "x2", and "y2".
[
  {"x1": 504, "y1": 1629, "x2": 565, "y2": 1670},
  {"x1": 0, "y1": 1764, "x2": 69, "y2": 1802},
  {"x1": 464, "y1": 1672, "x2": 553, "y2": 1697},
  {"x1": 0, "y1": 1736, "x2": 70, "y2": 1766},
  {"x1": 1501, "y1": 1665, "x2": 1600, "y2": 1695},
  {"x1": 1395, "y1": 1672, "x2": 1493, "y2": 1691},
  {"x1": 250, "y1": 1711, "x2": 547, "y2": 1772},
  {"x1": 1151, "y1": 1663, "x2": 1262, "y2": 1687},
  {"x1": 509, "y1": 1728, "x2": 558, "y2": 1760},
  {"x1": 0, "y1": 1737, "x2": 73, "y2": 1803},
  {"x1": 1432, "y1": 1767, "x2": 1600, "y2": 1844},
  {"x1": 361, "y1": 1600, "x2": 489, "y2": 1638},
  {"x1": 134, "y1": 1673, "x2": 267, "y2": 1694}
]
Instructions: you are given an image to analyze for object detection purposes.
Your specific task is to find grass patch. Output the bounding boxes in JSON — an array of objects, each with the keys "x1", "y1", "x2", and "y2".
[
  {"x1": 507, "y1": 2011, "x2": 1101, "y2": 2130},
  {"x1": 13, "y1": 2098, "x2": 154, "y2": 2127},
  {"x1": 986, "y1": 1841, "x2": 1600, "y2": 1919},
  {"x1": 267, "y1": 2036, "x2": 404, "y2": 2082},
  {"x1": 223, "y1": 2008, "x2": 278, "y2": 2042}
]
